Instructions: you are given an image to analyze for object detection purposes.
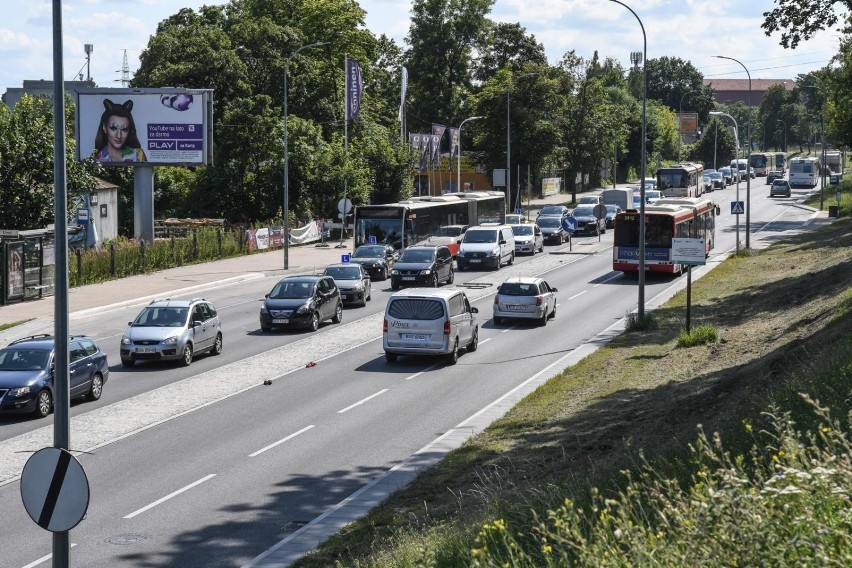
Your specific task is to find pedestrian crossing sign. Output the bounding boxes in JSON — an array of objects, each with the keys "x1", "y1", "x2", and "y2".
[{"x1": 731, "y1": 201, "x2": 744, "y2": 215}]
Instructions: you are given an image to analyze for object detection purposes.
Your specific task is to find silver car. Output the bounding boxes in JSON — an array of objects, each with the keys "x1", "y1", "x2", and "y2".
[
  {"x1": 120, "y1": 298, "x2": 223, "y2": 367},
  {"x1": 511, "y1": 224, "x2": 544, "y2": 254},
  {"x1": 492, "y1": 276, "x2": 557, "y2": 326},
  {"x1": 323, "y1": 263, "x2": 372, "y2": 307}
]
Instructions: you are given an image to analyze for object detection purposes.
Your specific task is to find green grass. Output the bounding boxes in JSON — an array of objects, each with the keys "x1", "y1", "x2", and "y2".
[
  {"x1": 0, "y1": 320, "x2": 32, "y2": 332},
  {"x1": 676, "y1": 324, "x2": 718, "y2": 347}
]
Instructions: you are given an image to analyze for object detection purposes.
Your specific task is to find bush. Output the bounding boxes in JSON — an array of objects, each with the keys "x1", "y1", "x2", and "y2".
[
  {"x1": 677, "y1": 324, "x2": 718, "y2": 347},
  {"x1": 625, "y1": 311, "x2": 658, "y2": 332}
]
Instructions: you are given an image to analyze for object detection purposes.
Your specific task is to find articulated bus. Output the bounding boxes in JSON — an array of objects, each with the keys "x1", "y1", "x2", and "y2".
[
  {"x1": 656, "y1": 162, "x2": 704, "y2": 198},
  {"x1": 353, "y1": 191, "x2": 505, "y2": 252},
  {"x1": 789, "y1": 156, "x2": 820, "y2": 188},
  {"x1": 748, "y1": 152, "x2": 774, "y2": 176},
  {"x1": 774, "y1": 152, "x2": 787, "y2": 174},
  {"x1": 612, "y1": 197, "x2": 718, "y2": 274}
]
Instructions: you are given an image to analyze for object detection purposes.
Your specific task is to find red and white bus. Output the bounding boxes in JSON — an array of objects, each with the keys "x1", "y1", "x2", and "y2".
[
  {"x1": 656, "y1": 162, "x2": 705, "y2": 198},
  {"x1": 748, "y1": 152, "x2": 774, "y2": 176},
  {"x1": 612, "y1": 197, "x2": 718, "y2": 274}
]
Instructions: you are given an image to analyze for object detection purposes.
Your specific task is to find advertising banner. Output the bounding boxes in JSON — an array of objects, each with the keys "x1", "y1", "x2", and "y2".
[
  {"x1": 75, "y1": 88, "x2": 212, "y2": 166},
  {"x1": 5, "y1": 242, "x2": 25, "y2": 302},
  {"x1": 346, "y1": 58, "x2": 363, "y2": 121},
  {"x1": 541, "y1": 178, "x2": 560, "y2": 197},
  {"x1": 676, "y1": 112, "x2": 698, "y2": 135}
]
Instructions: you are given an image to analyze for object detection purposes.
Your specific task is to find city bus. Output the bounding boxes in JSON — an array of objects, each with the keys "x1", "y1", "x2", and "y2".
[
  {"x1": 774, "y1": 152, "x2": 786, "y2": 174},
  {"x1": 788, "y1": 156, "x2": 820, "y2": 188},
  {"x1": 748, "y1": 152, "x2": 774, "y2": 176},
  {"x1": 656, "y1": 162, "x2": 704, "y2": 198},
  {"x1": 612, "y1": 197, "x2": 718, "y2": 274},
  {"x1": 353, "y1": 191, "x2": 505, "y2": 251}
]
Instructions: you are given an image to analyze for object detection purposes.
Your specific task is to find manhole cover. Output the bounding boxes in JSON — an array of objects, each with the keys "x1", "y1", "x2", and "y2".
[{"x1": 107, "y1": 534, "x2": 149, "y2": 545}]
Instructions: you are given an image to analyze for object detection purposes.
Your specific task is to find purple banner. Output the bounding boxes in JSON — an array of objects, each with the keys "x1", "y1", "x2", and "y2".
[
  {"x1": 346, "y1": 58, "x2": 363, "y2": 121},
  {"x1": 615, "y1": 247, "x2": 671, "y2": 262}
]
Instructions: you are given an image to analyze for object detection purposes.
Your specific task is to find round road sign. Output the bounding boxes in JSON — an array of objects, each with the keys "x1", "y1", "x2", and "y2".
[
  {"x1": 20, "y1": 448, "x2": 90, "y2": 532},
  {"x1": 593, "y1": 204, "x2": 607, "y2": 220},
  {"x1": 338, "y1": 198, "x2": 353, "y2": 214}
]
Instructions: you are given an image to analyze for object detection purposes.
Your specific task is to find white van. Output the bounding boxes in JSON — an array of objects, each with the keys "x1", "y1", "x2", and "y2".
[
  {"x1": 457, "y1": 225, "x2": 515, "y2": 270},
  {"x1": 383, "y1": 288, "x2": 479, "y2": 364}
]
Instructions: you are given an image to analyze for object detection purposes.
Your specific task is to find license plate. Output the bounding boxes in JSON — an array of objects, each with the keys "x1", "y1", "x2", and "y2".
[
  {"x1": 136, "y1": 347, "x2": 156, "y2": 353},
  {"x1": 508, "y1": 305, "x2": 526, "y2": 311},
  {"x1": 404, "y1": 334, "x2": 428, "y2": 341},
  {"x1": 402, "y1": 276, "x2": 415, "y2": 281},
  {"x1": 470, "y1": 259, "x2": 481, "y2": 263},
  {"x1": 273, "y1": 318, "x2": 289, "y2": 324},
  {"x1": 341, "y1": 294, "x2": 350, "y2": 299}
]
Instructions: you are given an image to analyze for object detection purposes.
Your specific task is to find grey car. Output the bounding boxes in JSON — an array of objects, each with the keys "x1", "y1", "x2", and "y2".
[
  {"x1": 493, "y1": 277, "x2": 557, "y2": 326},
  {"x1": 121, "y1": 298, "x2": 223, "y2": 367},
  {"x1": 769, "y1": 178, "x2": 792, "y2": 198},
  {"x1": 323, "y1": 263, "x2": 372, "y2": 307},
  {"x1": 570, "y1": 206, "x2": 606, "y2": 235},
  {"x1": 510, "y1": 224, "x2": 544, "y2": 254}
]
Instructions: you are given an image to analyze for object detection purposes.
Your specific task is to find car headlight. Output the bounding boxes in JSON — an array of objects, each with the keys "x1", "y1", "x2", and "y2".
[
  {"x1": 488, "y1": 247, "x2": 499, "y2": 257},
  {"x1": 371, "y1": 262, "x2": 379, "y2": 268},
  {"x1": 296, "y1": 302, "x2": 313, "y2": 314},
  {"x1": 352, "y1": 282, "x2": 364, "y2": 291},
  {"x1": 163, "y1": 336, "x2": 178, "y2": 345},
  {"x1": 457, "y1": 251, "x2": 465, "y2": 257},
  {"x1": 10, "y1": 386, "x2": 31, "y2": 397},
  {"x1": 391, "y1": 269, "x2": 399, "y2": 275},
  {"x1": 260, "y1": 304, "x2": 269, "y2": 315},
  {"x1": 121, "y1": 336, "x2": 131, "y2": 345},
  {"x1": 420, "y1": 269, "x2": 432, "y2": 275}
]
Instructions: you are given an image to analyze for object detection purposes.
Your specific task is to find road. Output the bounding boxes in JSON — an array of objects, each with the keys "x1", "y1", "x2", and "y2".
[{"x1": 0, "y1": 182, "x2": 821, "y2": 567}]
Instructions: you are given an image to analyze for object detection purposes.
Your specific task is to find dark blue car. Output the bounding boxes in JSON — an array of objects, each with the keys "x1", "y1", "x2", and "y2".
[{"x1": 0, "y1": 334, "x2": 109, "y2": 418}]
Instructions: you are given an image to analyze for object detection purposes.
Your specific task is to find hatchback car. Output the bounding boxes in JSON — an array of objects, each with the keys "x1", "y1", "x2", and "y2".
[
  {"x1": 766, "y1": 170, "x2": 783, "y2": 184},
  {"x1": 510, "y1": 223, "x2": 544, "y2": 254},
  {"x1": 719, "y1": 166, "x2": 735, "y2": 185},
  {"x1": 349, "y1": 244, "x2": 397, "y2": 280},
  {"x1": 121, "y1": 298, "x2": 223, "y2": 367},
  {"x1": 260, "y1": 275, "x2": 343, "y2": 332},
  {"x1": 769, "y1": 178, "x2": 792, "y2": 198},
  {"x1": 0, "y1": 334, "x2": 108, "y2": 418},
  {"x1": 577, "y1": 195, "x2": 603, "y2": 206},
  {"x1": 536, "y1": 216, "x2": 569, "y2": 244},
  {"x1": 708, "y1": 171, "x2": 725, "y2": 189},
  {"x1": 570, "y1": 206, "x2": 606, "y2": 235},
  {"x1": 536, "y1": 205, "x2": 570, "y2": 219},
  {"x1": 323, "y1": 263, "x2": 371, "y2": 306},
  {"x1": 390, "y1": 245, "x2": 454, "y2": 290},
  {"x1": 493, "y1": 277, "x2": 557, "y2": 326}
]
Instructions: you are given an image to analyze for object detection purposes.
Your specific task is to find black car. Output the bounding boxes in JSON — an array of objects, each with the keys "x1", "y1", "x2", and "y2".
[
  {"x1": 259, "y1": 276, "x2": 343, "y2": 332},
  {"x1": 536, "y1": 205, "x2": 570, "y2": 220},
  {"x1": 323, "y1": 263, "x2": 372, "y2": 307},
  {"x1": 536, "y1": 216, "x2": 569, "y2": 244},
  {"x1": 604, "y1": 205, "x2": 622, "y2": 229},
  {"x1": 349, "y1": 244, "x2": 397, "y2": 280},
  {"x1": 571, "y1": 206, "x2": 606, "y2": 235},
  {"x1": 0, "y1": 334, "x2": 109, "y2": 418},
  {"x1": 390, "y1": 245, "x2": 454, "y2": 290}
]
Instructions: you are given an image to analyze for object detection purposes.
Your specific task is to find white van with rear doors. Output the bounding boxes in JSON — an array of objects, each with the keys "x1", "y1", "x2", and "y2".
[{"x1": 383, "y1": 288, "x2": 479, "y2": 365}]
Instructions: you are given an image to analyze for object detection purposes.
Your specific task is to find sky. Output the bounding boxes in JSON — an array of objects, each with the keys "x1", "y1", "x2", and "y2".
[{"x1": 0, "y1": 0, "x2": 844, "y2": 97}]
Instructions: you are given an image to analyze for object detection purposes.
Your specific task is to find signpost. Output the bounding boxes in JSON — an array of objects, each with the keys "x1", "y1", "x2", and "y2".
[
  {"x1": 672, "y1": 238, "x2": 706, "y2": 333},
  {"x1": 21, "y1": 448, "x2": 90, "y2": 533},
  {"x1": 336, "y1": 198, "x2": 353, "y2": 249},
  {"x1": 593, "y1": 204, "x2": 607, "y2": 242},
  {"x1": 562, "y1": 216, "x2": 576, "y2": 251},
  {"x1": 731, "y1": 201, "x2": 745, "y2": 215}
]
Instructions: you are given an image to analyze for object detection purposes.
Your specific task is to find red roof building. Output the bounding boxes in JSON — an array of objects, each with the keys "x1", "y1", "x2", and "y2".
[{"x1": 703, "y1": 79, "x2": 796, "y2": 105}]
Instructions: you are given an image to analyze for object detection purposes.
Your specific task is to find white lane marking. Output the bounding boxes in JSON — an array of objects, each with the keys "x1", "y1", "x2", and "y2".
[
  {"x1": 337, "y1": 389, "x2": 389, "y2": 414},
  {"x1": 124, "y1": 474, "x2": 216, "y2": 519},
  {"x1": 249, "y1": 425, "x2": 315, "y2": 458},
  {"x1": 568, "y1": 291, "x2": 587, "y2": 300},
  {"x1": 593, "y1": 273, "x2": 623, "y2": 287},
  {"x1": 404, "y1": 363, "x2": 440, "y2": 381},
  {"x1": 478, "y1": 337, "x2": 493, "y2": 346},
  {"x1": 21, "y1": 545, "x2": 77, "y2": 568},
  {"x1": 501, "y1": 324, "x2": 517, "y2": 333}
]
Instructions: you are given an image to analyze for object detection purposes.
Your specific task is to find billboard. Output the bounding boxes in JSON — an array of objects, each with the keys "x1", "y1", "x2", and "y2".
[
  {"x1": 676, "y1": 112, "x2": 698, "y2": 135},
  {"x1": 75, "y1": 88, "x2": 213, "y2": 166}
]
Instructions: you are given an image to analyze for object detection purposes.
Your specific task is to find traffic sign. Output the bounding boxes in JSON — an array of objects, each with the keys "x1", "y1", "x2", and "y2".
[
  {"x1": 830, "y1": 174, "x2": 840, "y2": 185},
  {"x1": 77, "y1": 208, "x2": 89, "y2": 225},
  {"x1": 562, "y1": 216, "x2": 577, "y2": 233},
  {"x1": 20, "y1": 448, "x2": 90, "y2": 532},
  {"x1": 368, "y1": 236, "x2": 377, "y2": 244},
  {"x1": 514, "y1": 208, "x2": 522, "y2": 215},
  {"x1": 341, "y1": 254, "x2": 351, "y2": 263},
  {"x1": 592, "y1": 204, "x2": 607, "y2": 220},
  {"x1": 337, "y1": 198, "x2": 353, "y2": 215},
  {"x1": 731, "y1": 201, "x2": 745, "y2": 215}
]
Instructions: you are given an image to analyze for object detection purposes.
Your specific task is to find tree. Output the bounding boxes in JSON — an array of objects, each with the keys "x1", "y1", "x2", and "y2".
[
  {"x1": 688, "y1": 117, "x2": 737, "y2": 169},
  {"x1": 474, "y1": 22, "x2": 547, "y2": 82},
  {"x1": 641, "y1": 56, "x2": 715, "y2": 122},
  {"x1": 762, "y1": 0, "x2": 850, "y2": 49}
]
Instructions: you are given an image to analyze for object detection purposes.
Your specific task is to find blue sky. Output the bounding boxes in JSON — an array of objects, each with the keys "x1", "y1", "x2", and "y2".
[{"x1": 1, "y1": 0, "x2": 843, "y2": 96}]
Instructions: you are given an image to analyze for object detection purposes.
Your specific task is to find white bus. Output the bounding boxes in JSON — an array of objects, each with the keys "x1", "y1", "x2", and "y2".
[{"x1": 789, "y1": 157, "x2": 820, "y2": 188}]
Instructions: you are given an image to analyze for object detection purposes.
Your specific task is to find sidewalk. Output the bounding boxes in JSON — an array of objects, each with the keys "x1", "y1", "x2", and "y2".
[{"x1": 0, "y1": 191, "x2": 583, "y2": 337}]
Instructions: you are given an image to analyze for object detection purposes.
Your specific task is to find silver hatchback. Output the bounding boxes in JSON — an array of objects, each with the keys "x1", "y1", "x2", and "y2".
[
  {"x1": 493, "y1": 277, "x2": 557, "y2": 326},
  {"x1": 120, "y1": 298, "x2": 223, "y2": 367}
]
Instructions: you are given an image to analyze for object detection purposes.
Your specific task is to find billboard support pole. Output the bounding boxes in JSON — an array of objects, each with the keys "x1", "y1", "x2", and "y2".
[{"x1": 134, "y1": 167, "x2": 155, "y2": 244}]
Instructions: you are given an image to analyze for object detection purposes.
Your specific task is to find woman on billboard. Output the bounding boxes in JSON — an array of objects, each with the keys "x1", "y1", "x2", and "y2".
[{"x1": 93, "y1": 99, "x2": 147, "y2": 162}]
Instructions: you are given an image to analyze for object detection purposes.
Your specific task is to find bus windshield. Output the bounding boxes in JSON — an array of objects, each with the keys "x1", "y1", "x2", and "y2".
[
  {"x1": 657, "y1": 171, "x2": 687, "y2": 190},
  {"x1": 614, "y1": 214, "x2": 673, "y2": 248}
]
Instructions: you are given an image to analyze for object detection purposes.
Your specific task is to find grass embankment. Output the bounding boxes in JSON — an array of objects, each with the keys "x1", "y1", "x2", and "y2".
[{"x1": 295, "y1": 213, "x2": 852, "y2": 566}]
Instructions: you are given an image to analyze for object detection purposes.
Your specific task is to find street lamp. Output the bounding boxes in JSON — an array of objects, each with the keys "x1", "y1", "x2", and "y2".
[
  {"x1": 776, "y1": 119, "x2": 787, "y2": 153},
  {"x1": 457, "y1": 116, "x2": 483, "y2": 195},
  {"x1": 283, "y1": 41, "x2": 327, "y2": 269},
  {"x1": 710, "y1": 111, "x2": 741, "y2": 253},
  {"x1": 713, "y1": 55, "x2": 751, "y2": 248},
  {"x1": 507, "y1": 72, "x2": 540, "y2": 213},
  {"x1": 801, "y1": 83, "x2": 827, "y2": 209},
  {"x1": 610, "y1": 0, "x2": 648, "y2": 319},
  {"x1": 678, "y1": 89, "x2": 696, "y2": 161}
]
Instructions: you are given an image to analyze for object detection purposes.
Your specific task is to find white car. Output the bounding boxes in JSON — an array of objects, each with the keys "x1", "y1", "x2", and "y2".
[
  {"x1": 510, "y1": 224, "x2": 544, "y2": 254},
  {"x1": 493, "y1": 276, "x2": 557, "y2": 326}
]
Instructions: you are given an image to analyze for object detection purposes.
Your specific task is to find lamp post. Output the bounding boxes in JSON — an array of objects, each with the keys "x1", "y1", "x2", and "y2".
[
  {"x1": 609, "y1": 0, "x2": 647, "y2": 319},
  {"x1": 713, "y1": 55, "x2": 751, "y2": 248},
  {"x1": 283, "y1": 41, "x2": 327, "y2": 269},
  {"x1": 711, "y1": 111, "x2": 741, "y2": 253},
  {"x1": 776, "y1": 119, "x2": 787, "y2": 153},
  {"x1": 457, "y1": 116, "x2": 483, "y2": 195},
  {"x1": 801, "y1": 83, "x2": 827, "y2": 209},
  {"x1": 678, "y1": 89, "x2": 695, "y2": 161},
  {"x1": 507, "y1": 72, "x2": 540, "y2": 214}
]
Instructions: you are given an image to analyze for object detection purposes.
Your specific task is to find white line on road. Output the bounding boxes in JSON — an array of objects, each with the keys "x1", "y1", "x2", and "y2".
[
  {"x1": 568, "y1": 290, "x2": 587, "y2": 300},
  {"x1": 249, "y1": 425, "x2": 315, "y2": 458},
  {"x1": 21, "y1": 545, "x2": 77, "y2": 568},
  {"x1": 337, "y1": 389, "x2": 389, "y2": 414},
  {"x1": 404, "y1": 363, "x2": 440, "y2": 381},
  {"x1": 478, "y1": 337, "x2": 493, "y2": 346},
  {"x1": 124, "y1": 474, "x2": 217, "y2": 519},
  {"x1": 593, "y1": 273, "x2": 623, "y2": 287},
  {"x1": 501, "y1": 325, "x2": 517, "y2": 333}
]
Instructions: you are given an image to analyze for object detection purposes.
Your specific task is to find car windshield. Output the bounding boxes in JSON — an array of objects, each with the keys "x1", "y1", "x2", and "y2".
[
  {"x1": 324, "y1": 266, "x2": 362, "y2": 280},
  {"x1": 499, "y1": 282, "x2": 538, "y2": 296},
  {"x1": 269, "y1": 280, "x2": 315, "y2": 299},
  {"x1": 646, "y1": 190, "x2": 661, "y2": 200},
  {"x1": 0, "y1": 349, "x2": 50, "y2": 371},
  {"x1": 352, "y1": 246, "x2": 384, "y2": 258},
  {"x1": 606, "y1": 205, "x2": 619, "y2": 214},
  {"x1": 773, "y1": 180, "x2": 788, "y2": 186},
  {"x1": 398, "y1": 249, "x2": 436, "y2": 263},
  {"x1": 511, "y1": 225, "x2": 533, "y2": 236},
  {"x1": 710, "y1": 173, "x2": 722, "y2": 179},
  {"x1": 578, "y1": 197, "x2": 598, "y2": 204},
  {"x1": 433, "y1": 226, "x2": 463, "y2": 237},
  {"x1": 572, "y1": 207, "x2": 594, "y2": 216},
  {"x1": 539, "y1": 206, "x2": 564, "y2": 215},
  {"x1": 462, "y1": 229, "x2": 497, "y2": 243},
  {"x1": 536, "y1": 217, "x2": 560, "y2": 228},
  {"x1": 133, "y1": 306, "x2": 189, "y2": 327}
]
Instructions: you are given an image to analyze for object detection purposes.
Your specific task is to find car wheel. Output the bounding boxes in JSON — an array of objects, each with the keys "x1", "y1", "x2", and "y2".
[
  {"x1": 431, "y1": 273, "x2": 439, "y2": 287},
  {"x1": 181, "y1": 343, "x2": 193, "y2": 367},
  {"x1": 309, "y1": 311, "x2": 320, "y2": 331},
  {"x1": 261, "y1": 325, "x2": 271, "y2": 333},
  {"x1": 86, "y1": 373, "x2": 104, "y2": 402},
  {"x1": 447, "y1": 338, "x2": 459, "y2": 365},
  {"x1": 391, "y1": 280, "x2": 400, "y2": 291},
  {"x1": 508, "y1": 252, "x2": 514, "y2": 265},
  {"x1": 549, "y1": 304, "x2": 556, "y2": 319},
  {"x1": 211, "y1": 333, "x2": 223, "y2": 355},
  {"x1": 467, "y1": 327, "x2": 479, "y2": 352},
  {"x1": 121, "y1": 358, "x2": 135, "y2": 367},
  {"x1": 493, "y1": 316, "x2": 502, "y2": 326},
  {"x1": 447, "y1": 268, "x2": 454, "y2": 284},
  {"x1": 539, "y1": 243, "x2": 544, "y2": 253},
  {"x1": 538, "y1": 311, "x2": 548, "y2": 327},
  {"x1": 34, "y1": 389, "x2": 52, "y2": 418},
  {"x1": 385, "y1": 352, "x2": 398, "y2": 363},
  {"x1": 332, "y1": 302, "x2": 343, "y2": 324},
  {"x1": 381, "y1": 267, "x2": 388, "y2": 281}
]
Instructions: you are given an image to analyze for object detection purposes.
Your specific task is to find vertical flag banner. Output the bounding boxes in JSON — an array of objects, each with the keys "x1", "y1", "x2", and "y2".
[
  {"x1": 346, "y1": 58, "x2": 363, "y2": 121},
  {"x1": 431, "y1": 125, "x2": 446, "y2": 171},
  {"x1": 449, "y1": 127, "x2": 460, "y2": 175},
  {"x1": 399, "y1": 67, "x2": 408, "y2": 122},
  {"x1": 430, "y1": 134, "x2": 441, "y2": 168}
]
